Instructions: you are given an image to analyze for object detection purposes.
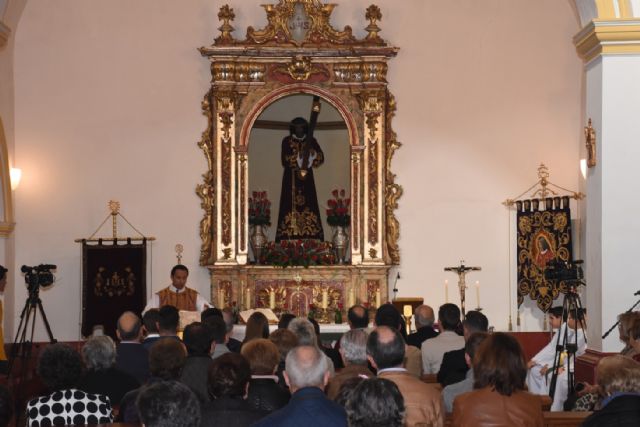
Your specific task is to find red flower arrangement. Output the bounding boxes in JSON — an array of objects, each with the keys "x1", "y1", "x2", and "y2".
[
  {"x1": 326, "y1": 189, "x2": 350, "y2": 227},
  {"x1": 260, "y1": 239, "x2": 336, "y2": 268},
  {"x1": 249, "y1": 191, "x2": 271, "y2": 226}
]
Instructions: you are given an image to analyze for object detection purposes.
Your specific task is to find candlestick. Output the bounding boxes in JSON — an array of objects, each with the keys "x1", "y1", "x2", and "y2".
[
  {"x1": 322, "y1": 289, "x2": 328, "y2": 309},
  {"x1": 269, "y1": 290, "x2": 276, "y2": 310},
  {"x1": 445, "y1": 280, "x2": 449, "y2": 303},
  {"x1": 347, "y1": 288, "x2": 356, "y2": 308},
  {"x1": 218, "y1": 289, "x2": 225, "y2": 308},
  {"x1": 245, "y1": 287, "x2": 251, "y2": 309},
  {"x1": 375, "y1": 289, "x2": 381, "y2": 308},
  {"x1": 475, "y1": 280, "x2": 480, "y2": 308},
  {"x1": 403, "y1": 305, "x2": 412, "y2": 317}
]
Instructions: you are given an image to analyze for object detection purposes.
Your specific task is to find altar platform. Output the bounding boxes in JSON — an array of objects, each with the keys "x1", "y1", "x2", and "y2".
[{"x1": 230, "y1": 323, "x2": 350, "y2": 343}]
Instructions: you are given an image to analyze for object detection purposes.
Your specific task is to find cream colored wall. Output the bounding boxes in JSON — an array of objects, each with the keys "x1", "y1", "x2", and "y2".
[{"x1": 11, "y1": 0, "x2": 582, "y2": 340}]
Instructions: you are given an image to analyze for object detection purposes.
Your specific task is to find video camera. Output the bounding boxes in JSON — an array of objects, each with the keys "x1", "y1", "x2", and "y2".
[
  {"x1": 544, "y1": 259, "x2": 584, "y2": 283},
  {"x1": 21, "y1": 264, "x2": 56, "y2": 293}
]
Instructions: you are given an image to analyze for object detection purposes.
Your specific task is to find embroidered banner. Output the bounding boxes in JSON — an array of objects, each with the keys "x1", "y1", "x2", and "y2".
[
  {"x1": 81, "y1": 240, "x2": 146, "y2": 338},
  {"x1": 516, "y1": 196, "x2": 573, "y2": 312}
]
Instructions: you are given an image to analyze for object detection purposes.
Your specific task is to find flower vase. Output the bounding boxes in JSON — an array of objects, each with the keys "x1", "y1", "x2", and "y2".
[
  {"x1": 334, "y1": 310, "x2": 343, "y2": 324},
  {"x1": 250, "y1": 224, "x2": 268, "y2": 264},
  {"x1": 332, "y1": 225, "x2": 349, "y2": 264}
]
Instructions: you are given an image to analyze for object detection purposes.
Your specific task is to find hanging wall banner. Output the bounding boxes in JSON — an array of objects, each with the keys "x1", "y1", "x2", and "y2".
[
  {"x1": 81, "y1": 240, "x2": 146, "y2": 338},
  {"x1": 516, "y1": 196, "x2": 573, "y2": 312}
]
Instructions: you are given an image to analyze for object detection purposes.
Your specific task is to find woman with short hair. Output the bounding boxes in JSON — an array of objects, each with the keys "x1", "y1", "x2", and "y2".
[
  {"x1": 241, "y1": 339, "x2": 290, "y2": 412},
  {"x1": 452, "y1": 332, "x2": 544, "y2": 427},
  {"x1": 581, "y1": 355, "x2": 640, "y2": 426},
  {"x1": 201, "y1": 353, "x2": 268, "y2": 427},
  {"x1": 26, "y1": 343, "x2": 113, "y2": 426},
  {"x1": 79, "y1": 335, "x2": 140, "y2": 404}
]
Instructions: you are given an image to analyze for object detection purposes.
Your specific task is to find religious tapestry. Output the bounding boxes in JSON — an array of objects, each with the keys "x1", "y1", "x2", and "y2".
[
  {"x1": 516, "y1": 196, "x2": 573, "y2": 312},
  {"x1": 81, "y1": 240, "x2": 146, "y2": 338}
]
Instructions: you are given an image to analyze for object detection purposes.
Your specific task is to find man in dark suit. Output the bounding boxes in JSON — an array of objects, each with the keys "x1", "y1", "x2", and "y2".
[
  {"x1": 142, "y1": 308, "x2": 161, "y2": 350},
  {"x1": 406, "y1": 305, "x2": 438, "y2": 349},
  {"x1": 115, "y1": 311, "x2": 150, "y2": 384},
  {"x1": 253, "y1": 345, "x2": 347, "y2": 427},
  {"x1": 437, "y1": 310, "x2": 488, "y2": 386}
]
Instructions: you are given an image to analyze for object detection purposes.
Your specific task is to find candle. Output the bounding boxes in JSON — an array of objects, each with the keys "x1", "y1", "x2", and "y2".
[
  {"x1": 245, "y1": 287, "x2": 251, "y2": 309},
  {"x1": 375, "y1": 289, "x2": 381, "y2": 308},
  {"x1": 269, "y1": 290, "x2": 276, "y2": 309},
  {"x1": 445, "y1": 280, "x2": 449, "y2": 303},
  {"x1": 322, "y1": 289, "x2": 328, "y2": 309},
  {"x1": 347, "y1": 288, "x2": 355, "y2": 308},
  {"x1": 403, "y1": 305, "x2": 412, "y2": 318},
  {"x1": 475, "y1": 280, "x2": 480, "y2": 308},
  {"x1": 218, "y1": 289, "x2": 225, "y2": 308}
]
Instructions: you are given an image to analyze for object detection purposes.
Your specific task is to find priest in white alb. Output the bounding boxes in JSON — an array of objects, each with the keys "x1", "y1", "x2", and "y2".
[{"x1": 143, "y1": 264, "x2": 212, "y2": 313}]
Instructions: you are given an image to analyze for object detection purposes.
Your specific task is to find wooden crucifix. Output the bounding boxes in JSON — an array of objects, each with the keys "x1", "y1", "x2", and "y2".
[{"x1": 444, "y1": 260, "x2": 481, "y2": 317}]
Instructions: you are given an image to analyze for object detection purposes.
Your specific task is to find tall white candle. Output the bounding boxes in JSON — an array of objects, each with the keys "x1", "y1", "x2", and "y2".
[
  {"x1": 347, "y1": 288, "x2": 355, "y2": 308},
  {"x1": 445, "y1": 280, "x2": 449, "y2": 303},
  {"x1": 322, "y1": 289, "x2": 328, "y2": 309},
  {"x1": 375, "y1": 289, "x2": 381, "y2": 308},
  {"x1": 245, "y1": 288, "x2": 251, "y2": 309},
  {"x1": 475, "y1": 280, "x2": 480, "y2": 308},
  {"x1": 269, "y1": 290, "x2": 276, "y2": 309}
]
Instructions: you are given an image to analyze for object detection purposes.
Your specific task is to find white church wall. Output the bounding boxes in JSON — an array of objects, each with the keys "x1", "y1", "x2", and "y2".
[
  {"x1": 12, "y1": 0, "x2": 582, "y2": 341},
  {"x1": 585, "y1": 55, "x2": 640, "y2": 352}
]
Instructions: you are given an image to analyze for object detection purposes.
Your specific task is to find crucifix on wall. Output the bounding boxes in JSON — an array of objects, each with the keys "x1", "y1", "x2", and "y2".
[{"x1": 444, "y1": 260, "x2": 481, "y2": 317}]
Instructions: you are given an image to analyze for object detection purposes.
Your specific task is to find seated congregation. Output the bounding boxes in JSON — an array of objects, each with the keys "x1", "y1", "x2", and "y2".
[{"x1": 2, "y1": 302, "x2": 640, "y2": 427}]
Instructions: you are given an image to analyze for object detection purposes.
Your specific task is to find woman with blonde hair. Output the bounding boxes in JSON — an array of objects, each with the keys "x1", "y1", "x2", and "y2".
[
  {"x1": 582, "y1": 355, "x2": 640, "y2": 426},
  {"x1": 618, "y1": 312, "x2": 640, "y2": 357}
]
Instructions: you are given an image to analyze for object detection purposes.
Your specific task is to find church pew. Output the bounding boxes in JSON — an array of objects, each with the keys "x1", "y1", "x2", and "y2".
[
  {"x1": 543, "y1": 411, "x2": 591, "y2": 426},
  {"x1": 444, "y1": 411, "x2": 590, "y2": 427}
]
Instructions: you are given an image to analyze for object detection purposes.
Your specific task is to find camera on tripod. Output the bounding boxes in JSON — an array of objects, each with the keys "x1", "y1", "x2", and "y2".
[
  {"x1": 544, "y1": 259, "x2": 584, "y2": 284},
  {"x1": 21, "y1": 264, "x2": 56, "y2": 292}
]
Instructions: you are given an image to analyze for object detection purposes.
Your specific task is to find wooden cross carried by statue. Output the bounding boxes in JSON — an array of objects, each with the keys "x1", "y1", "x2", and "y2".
[{"x1": 444, "y1": 260, "x2": 481, "y2": 317}]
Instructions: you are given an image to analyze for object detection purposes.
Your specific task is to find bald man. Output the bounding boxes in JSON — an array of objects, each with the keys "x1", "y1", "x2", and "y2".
[
  {"x1": 115, "y1": 311, "x2": 150, "y2": 383},
  {"x1": 407, "y1": 305, "x2": 438, "y2": 349},
  {"x1": 254, "y1": 345, "x2": 347, "y2": 427}
]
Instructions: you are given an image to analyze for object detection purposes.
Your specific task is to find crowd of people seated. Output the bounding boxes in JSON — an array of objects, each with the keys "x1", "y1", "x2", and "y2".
[{"x1": 0, "y1": 301, "x2": 639, "y2": 427}]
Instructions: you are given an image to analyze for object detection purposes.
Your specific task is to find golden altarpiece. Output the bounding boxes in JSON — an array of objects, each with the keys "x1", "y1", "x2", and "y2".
[{"x1": 197, "y1": 0, "x2": 401, "y2": 319}]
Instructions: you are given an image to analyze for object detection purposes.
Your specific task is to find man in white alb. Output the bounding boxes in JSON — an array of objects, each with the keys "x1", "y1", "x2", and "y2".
[{"x1": 143, "y1": 264, "x2": 211, "y2": 313}]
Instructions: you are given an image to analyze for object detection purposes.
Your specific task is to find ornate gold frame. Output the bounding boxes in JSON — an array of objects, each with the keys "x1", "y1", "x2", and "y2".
[
  {"x1": 197, "y1": 1, "x2": 401, "y2": 270},
  {"x1": 0, "y1": 117, "x2": 15, "y2": 237}
]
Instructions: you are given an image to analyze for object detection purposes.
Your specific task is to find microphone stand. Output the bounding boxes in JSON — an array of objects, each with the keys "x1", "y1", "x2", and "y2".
[
  {"x1": 602, "y1": 292, "x2": 640, "y2": 339},
  {"x1": 392, "y1": 272, "x2": 400, "y2": 301}
]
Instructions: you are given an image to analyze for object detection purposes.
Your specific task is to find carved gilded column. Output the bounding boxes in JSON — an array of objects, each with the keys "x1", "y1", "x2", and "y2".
[
  {"x1": 236, "y1": 147, "x2": 249, "y2": 264},
  {"x1": 350, "y1": 146, "x2": 364, "y2": 264},
  {"x1": 361, "y1": 91, "x2": 385, "y2": 265},
  {"x1": 214, "y1": 89, "x2": 238, "y2": 264}
]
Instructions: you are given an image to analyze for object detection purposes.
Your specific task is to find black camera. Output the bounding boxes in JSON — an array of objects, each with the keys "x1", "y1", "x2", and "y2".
[
  {"x1": 544, "y1": 259, "x2": 584, "y2": 283},
  {"x1": 21, "y1": 264, "x2": 56, "y2": 292}
]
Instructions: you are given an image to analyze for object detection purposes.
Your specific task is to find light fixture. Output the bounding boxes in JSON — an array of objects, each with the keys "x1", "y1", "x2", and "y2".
[
  {"x1": 580, "y1": 159, "x2": 587, "y2": 180},
  {"x1": 10, "y1": 167, "x2": 22, "y2": 190}
]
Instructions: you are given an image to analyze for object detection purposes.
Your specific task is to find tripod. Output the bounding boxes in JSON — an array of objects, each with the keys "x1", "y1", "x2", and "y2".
[
  {"x1": 548, "y1": 283, "x2": 587, "y2": 402},
  {"x1": 7, "y1": 283, "x2": 56, "y2": 377}
]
